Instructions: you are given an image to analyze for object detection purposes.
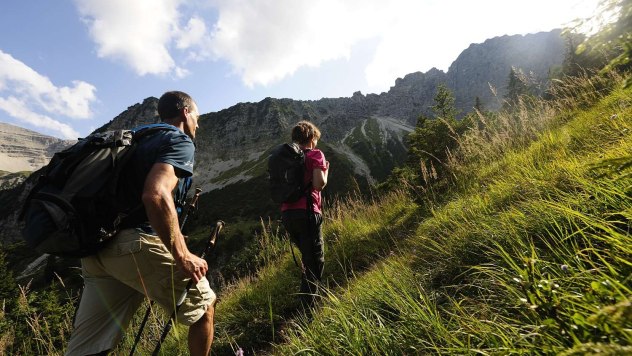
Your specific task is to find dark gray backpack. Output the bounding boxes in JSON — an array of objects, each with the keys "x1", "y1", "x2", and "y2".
[
  {"x1": 267, "y1": 143, "x2": 308, "y2": 204},
  {"x1": 20, "y1": 124, "x2": 174, "y2": 257}
]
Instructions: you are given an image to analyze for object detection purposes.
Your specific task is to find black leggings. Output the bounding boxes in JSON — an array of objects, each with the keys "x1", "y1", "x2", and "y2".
[{"x1": 282, "y1": 210, "x2": 324, "y2": 305}]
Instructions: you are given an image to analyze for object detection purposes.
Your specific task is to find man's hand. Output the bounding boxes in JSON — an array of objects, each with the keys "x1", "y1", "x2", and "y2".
[{"x1": 175, "y1": 252, "x2": 208, "y2": 283}]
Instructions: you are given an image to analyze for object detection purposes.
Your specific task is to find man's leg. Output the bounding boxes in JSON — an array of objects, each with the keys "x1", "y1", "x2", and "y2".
[
  {"x1": 65, "y1": 275, "x2": 144, "y2": 356},
  {"x1": 111, "y1": 231, "x2": 216, "y2": 355},
  {"x1": 188, "y1": 302, "x2": 215, "y2": 356}
]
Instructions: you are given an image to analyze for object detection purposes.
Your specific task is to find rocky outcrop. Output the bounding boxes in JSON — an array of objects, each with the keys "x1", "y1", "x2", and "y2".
[
  {"x1": 90, "y1": 31, "x2": 565, "y2": 193},
  {"x1": 0, "y1": 171, "x2": 28, "y2": 190},
  {"x1": 447, "y1": 29, "x2": 565, "y2": 112},
  {"x1": 0, "y1": 122, "x2": 75, "y2": 173},
  {"x1": 93, "y1": 97, "x2": 161, "y2": 132}
]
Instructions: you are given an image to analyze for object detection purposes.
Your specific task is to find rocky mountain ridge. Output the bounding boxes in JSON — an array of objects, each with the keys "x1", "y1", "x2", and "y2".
[
  {"x1": 189, "y1": 30, "x2": 565, "y2": 191},
  {"x1": 0, "y1": 30, "x2": 566, "y2": 242},
  {"x1": 0, "y1": 122, "x2": 75, "y2": 173}
]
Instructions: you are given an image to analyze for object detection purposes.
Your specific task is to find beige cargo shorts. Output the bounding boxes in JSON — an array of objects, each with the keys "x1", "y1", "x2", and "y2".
[{"x1": 65, "y1": 228, "x2": 216, "y2": 356}]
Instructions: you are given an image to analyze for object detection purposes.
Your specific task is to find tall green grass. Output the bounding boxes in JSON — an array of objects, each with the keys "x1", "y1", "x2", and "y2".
[
  {"x1": 0, "y1": 278, "x2": 76, "y2": 355},
  {"x1": 268, "y1": 72, "x2": 631, "y2": 355},
  {"x1": 205, "y1": 190, "x2": 418, "y2": 354}
]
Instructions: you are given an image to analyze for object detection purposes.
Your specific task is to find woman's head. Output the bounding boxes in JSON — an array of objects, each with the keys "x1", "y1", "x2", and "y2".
[{"x1": 291, "y1": 121, "x2": 321, "y2": 146}]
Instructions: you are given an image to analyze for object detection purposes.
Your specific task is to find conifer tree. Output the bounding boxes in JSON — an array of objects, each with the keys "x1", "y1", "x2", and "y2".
[
  {"x1": 405, "y1": 85, "x2": 463, "y2": 174},
  {"x1": 506, "y1": 67, "x2": 528, "y2": 100},
  {"x1": 561, "y1": 32, "x2": 588, "y2": 77},
  {"x1": 431, "y1": 83, "x2": 459, "y2": 120}
]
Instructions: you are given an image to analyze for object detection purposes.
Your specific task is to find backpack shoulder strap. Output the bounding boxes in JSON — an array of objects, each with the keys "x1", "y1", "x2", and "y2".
[
  {"x1": 132, "y1": 123, "x2": 179, "y2": 140},
  {"x1": 133, "y1": 122, "x2": 178, "y2": 132},
  {"x1": 301, "y1": 147, "x2": 312, "y2": 190},
  {"x1": 300, "y1": 148, "x2": 316, "y2": 218}
]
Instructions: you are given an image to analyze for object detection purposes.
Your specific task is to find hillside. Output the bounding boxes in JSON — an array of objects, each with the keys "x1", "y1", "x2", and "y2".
[{"x1": 201, "y1": 72, "x2": 632, "y2": 355}]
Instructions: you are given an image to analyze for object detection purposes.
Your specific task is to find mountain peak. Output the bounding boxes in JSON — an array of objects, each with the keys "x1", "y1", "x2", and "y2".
[{"x1": 95, "y1": 97, "x2": 160, "y2": 133}]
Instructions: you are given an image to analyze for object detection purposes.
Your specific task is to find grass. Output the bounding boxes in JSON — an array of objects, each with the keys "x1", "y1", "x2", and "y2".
[
  {"x1": 207, "y1": 190, "x2": 419, "y2": 354},
  {"x1": 0, "y1": 279, "x2": 77, "y2": 355},
  {"x1": 213, "y1": 71, "x2": 631, "y2": 355}
]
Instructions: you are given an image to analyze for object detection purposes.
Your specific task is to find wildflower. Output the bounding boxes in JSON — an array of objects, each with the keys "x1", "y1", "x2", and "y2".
[{"x1": 560, "y1": 264, "x2": 569, "y2": 272}]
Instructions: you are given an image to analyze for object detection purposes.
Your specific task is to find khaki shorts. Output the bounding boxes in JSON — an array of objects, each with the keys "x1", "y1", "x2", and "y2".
[{"x1": 65, "y1": 229, "x2": 216, "y2": 356}]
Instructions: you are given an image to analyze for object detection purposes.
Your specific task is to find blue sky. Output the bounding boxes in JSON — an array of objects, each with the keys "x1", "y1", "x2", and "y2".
[{"x1": 0, "y1": 0, "x2": 600, "y2": 139}]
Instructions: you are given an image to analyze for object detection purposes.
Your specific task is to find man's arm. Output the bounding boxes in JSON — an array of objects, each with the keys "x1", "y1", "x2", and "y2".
[{"x1": 142, "y1": 162, "x2": 207, "y2": 283}]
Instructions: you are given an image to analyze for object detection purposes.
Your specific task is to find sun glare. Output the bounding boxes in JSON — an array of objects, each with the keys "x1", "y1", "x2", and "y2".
[{"x1": 570, "y1": 0, "x2": 619, "y2": 36}]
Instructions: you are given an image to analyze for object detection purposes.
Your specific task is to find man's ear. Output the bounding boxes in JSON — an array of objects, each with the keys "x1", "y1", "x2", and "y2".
[{"x1": 179, "y1": 107, "x2": 189, "y2": 121}]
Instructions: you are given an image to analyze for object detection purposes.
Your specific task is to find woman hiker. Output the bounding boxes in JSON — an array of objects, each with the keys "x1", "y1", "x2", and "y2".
[{"x1": 281, "y1": 120, "x2": 329, "y2": 307}]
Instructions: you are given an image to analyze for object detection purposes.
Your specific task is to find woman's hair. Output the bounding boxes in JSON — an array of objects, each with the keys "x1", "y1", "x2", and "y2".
[
  {"x1": 291, "y1": 121, "x2": 321, "y2": 145},
  {"x1": 158, "y1": 91, "x2": 195, "y2": 121}
]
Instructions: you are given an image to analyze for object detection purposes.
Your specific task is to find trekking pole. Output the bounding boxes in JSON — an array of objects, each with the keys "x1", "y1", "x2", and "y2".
[
  {"x1": 179, "y1": 187, "x2": 202, "y2": 231},
  {"x1": 129, "y1": 187, "x2": 203, "y2": 356},
  {"x1": 152, "y1": 220, "x2": 224, "y2": 356}
]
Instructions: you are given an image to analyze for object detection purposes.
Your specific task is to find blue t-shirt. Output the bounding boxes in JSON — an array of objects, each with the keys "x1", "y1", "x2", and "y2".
[{"x1": 119, "y1": 124, "x2": 195, "y2": 228}]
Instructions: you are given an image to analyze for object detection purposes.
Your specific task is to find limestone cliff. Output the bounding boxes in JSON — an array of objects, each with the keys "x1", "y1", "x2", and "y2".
[
  {"x1": 0, "y1": 30, "x2": 567, "y2": 243},
  {"x1": 0, "y1": 122, "x2": 75, "y2": 173}
]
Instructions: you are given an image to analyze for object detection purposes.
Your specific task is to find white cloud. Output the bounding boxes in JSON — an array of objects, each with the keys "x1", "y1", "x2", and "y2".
[
  {"x1": 74, "y1": 0, "x2": 219, "y2": 76},
  {"x1": 174, "y1": 66, "x2": 191, "y2": 79},
  {"x1": 0, "y1": 50, "x2": 96, "y2": 119},
  {"x1": 177, "y1": 17, "x2": 208, "y2": 50},
  {"x1": 0, "y1": 96, "x2": 80, "y2": 139},
  {"x1": 209, "y1": 0, "x2": 385, "y2": 87},
  {"x1": 0, "y1": 50, "x2": 95, "y2": 138},
  {"x1": 75, "y1": 0, "x2": 182, "y2": 76},
  {"x1": 207, "y1": 0, "x2": 600, "y2": 90}
]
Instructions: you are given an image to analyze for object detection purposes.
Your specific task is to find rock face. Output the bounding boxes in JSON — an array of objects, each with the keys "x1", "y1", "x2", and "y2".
[
  {"x1": 93, "y1": 97, "x2": 161, "y2": 132},
  {"x1": 0, "y1": 30, "x2": 566, "y2": 243},
  {"x1": 187, "y1": 31, "x2": 565, "y2": 191},
  {"x1": 447, "y1": 29, "x2": 565, "y2": 112},
  {"x1": 0, "y1": 122, "x2": 76, "y2": 173}
]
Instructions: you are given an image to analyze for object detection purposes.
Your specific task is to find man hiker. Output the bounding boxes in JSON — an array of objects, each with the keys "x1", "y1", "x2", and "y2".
[
  {"x1": 65, "y1": 91, "x2": 216, "y2": 356},
  {"x1": 281, "y1": 121, "x2": 329, "y2": 307}
]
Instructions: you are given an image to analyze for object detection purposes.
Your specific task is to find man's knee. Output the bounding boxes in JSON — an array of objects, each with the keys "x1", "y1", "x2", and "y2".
[
  {"x1": 176, "y1": 280, "x2": 216, "y2": 326},
  {"x1": 197, "y1": 302, "x2": 215, "y2": 325},
  {"x1": 190, "y1": 302, "x2": 215, "y2": 338}
]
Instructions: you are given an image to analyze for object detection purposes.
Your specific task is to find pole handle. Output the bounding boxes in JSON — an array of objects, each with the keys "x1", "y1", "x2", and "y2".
[{"x1": 179, "y1": 187, "x2": 202, "y2": 231}]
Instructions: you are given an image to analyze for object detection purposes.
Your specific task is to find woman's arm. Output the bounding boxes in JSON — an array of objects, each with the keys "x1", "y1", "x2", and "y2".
[{"x1": 312, "y1": 160, "x2": 329, "y2": 191}]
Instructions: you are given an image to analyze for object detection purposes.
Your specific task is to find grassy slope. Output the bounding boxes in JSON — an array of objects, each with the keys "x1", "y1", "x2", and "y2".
[{"x1": 188, "y1": 76, "x2": 629, "y2": 355}]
